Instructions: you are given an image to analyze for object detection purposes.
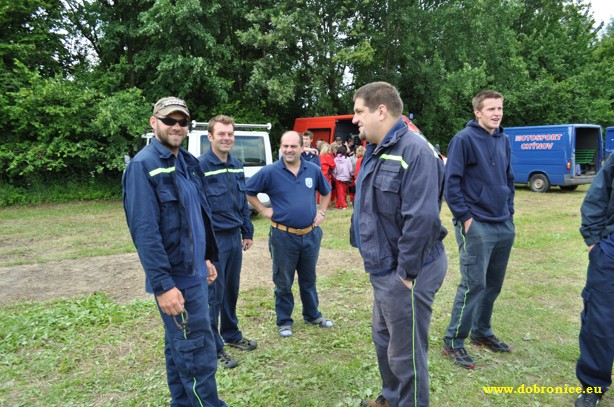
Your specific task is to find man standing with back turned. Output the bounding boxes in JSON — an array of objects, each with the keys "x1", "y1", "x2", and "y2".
[
  {"x1": 198, "y1": 115, "x2": 257, "y2": 370},
  {"x1": 123, "y1": 97, "x2": 226, "y2": 406},
  {"x1": 442, "y1": 90, "x2": 516, "y2": 370},
  {"x1": 246, "y1": 131, "x2": 333, "y2": 338},
  {"x1": 352, "y1": 82, "x2": 448, "y2": 407}
]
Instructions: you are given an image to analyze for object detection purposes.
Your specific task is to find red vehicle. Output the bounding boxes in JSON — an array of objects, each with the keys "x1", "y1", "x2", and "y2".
[{"x1": 293, "y1": 114, "x2": 422, "y2": 146}]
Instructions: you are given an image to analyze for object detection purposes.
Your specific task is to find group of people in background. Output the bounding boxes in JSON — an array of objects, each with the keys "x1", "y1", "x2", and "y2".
[
  {"x1": 122, "y1": 82, "x2": 613, "y2": 407},
  {"x1": 302, "y1": 130, "x2": 367, "y2": 210}
]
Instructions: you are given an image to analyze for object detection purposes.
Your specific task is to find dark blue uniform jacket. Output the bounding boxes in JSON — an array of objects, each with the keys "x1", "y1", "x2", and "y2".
[
  {"x1": 354, "y1": 119, "x2": 447, "y2": 280},
  {"x1": 198, "y1": 149, "x2": 254, "y2": 239},
  {"x1": 122, "y1": 138, "x2": 218, "y2": 295}
]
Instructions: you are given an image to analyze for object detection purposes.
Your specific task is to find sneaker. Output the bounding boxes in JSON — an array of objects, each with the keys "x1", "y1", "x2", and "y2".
[
  {"x1": 217, "y1": 351, "x2": 238, "y2": 369},
  {"x1": 441, "y1": 345, "x2": 475, "y2": 369},
  {"x1": 279, "y1": 326, "x2": 293, "y2": 338},
  {"x1": 306, "y1": 317, "x2": 334, "y2": 328},
  {"x1": 575, "y1": 392, "x2": 602, "y2": 407},
  {"x1": 362, "y1": 395, "x2": 393, "y2": 407},
  {"x1": 225, "y1": 338, "x2": 257, "y2": 351},
  {"x1": 470, "y1": 335, "x2": 511, "y2": 353}
]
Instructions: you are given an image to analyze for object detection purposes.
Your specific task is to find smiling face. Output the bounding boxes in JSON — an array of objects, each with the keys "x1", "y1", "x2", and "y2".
[
  {"x1": 208, "y1": 122, "x2": 235, "y2": 160},
  {"x1": 280, "y1": 131, "x2": 302, "y2": 166},
  {"x1": 475, "y1": 97, "x2": 503, "y2": 134},
  {"x1": 150, "y1": 112, "x2": 189, "y2": 155}
]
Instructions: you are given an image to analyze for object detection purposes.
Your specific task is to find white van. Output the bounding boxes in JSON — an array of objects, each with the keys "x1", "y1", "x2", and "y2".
[{"x1": 141, "y1": 121, "x2": 273, "y2": 210}]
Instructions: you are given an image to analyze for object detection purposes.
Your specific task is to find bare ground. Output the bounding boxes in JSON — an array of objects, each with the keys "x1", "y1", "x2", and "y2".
[{"x1": 0, "y1": 239, "x2": 363, "y2": 306}]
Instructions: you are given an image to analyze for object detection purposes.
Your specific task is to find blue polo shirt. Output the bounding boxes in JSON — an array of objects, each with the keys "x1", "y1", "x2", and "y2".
[{"x1": 246, "y1": 158, "x2": 331, "y2": 229}]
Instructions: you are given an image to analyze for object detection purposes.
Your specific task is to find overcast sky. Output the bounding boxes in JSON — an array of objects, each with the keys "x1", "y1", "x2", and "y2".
[{"x1": 589, "y1": 0, "x2": 613, "y2": 27}]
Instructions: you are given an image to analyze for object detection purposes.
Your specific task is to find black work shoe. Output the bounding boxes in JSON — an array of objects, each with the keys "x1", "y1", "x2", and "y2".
[
  {"x1": 362, "y1": 394, "x2": 393, "y2": 407},
  {"x1": 575, "y1": 392, "x2": 602, "y2": 406},
  {"x1": 470, "y1": 335, "x2": 511, "y2": 353},
  {"x1": 217, "y1": 351, "x2": 238, "y2": 369},
  {"x1": 225, "y1": 338, "x2": 257, "y2": 351},
  {"x1": 442, "y1": 345, "x2": 476, "y2": 369}
]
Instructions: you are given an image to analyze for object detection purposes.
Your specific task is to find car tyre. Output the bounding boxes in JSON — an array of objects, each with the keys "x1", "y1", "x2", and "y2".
[{"x1": 529, "y1": 174, "x2": 550, "y2": 193}]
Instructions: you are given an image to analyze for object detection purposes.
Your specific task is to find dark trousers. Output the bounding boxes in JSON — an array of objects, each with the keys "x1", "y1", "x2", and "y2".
[
  {"x1": 158, "y1": 283, "x2": 226, "y2": 407},
  {"x1": 444, "y1": 219, "x2": 515, "y2": 348},
  {"x1": 576, "y1": 243, "x2": 614, "y2": 395},
  {"x1": 269, "y1": 226, "x2": 323, "y2": 327},
  {"x1": 371, "y1": 243, "x2": 447, "y2": 407},
  {"x1": 209, "y1": 231, "x2": 244, "y2": 353}
]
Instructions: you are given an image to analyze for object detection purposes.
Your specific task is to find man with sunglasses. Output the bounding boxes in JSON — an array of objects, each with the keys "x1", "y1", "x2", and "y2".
[
  {"x1": 198, "y1": 115, "x2": 256, "y2": 370},
  {"x1": 123, "y1": 97, "x2": 226, "y2": 406}
]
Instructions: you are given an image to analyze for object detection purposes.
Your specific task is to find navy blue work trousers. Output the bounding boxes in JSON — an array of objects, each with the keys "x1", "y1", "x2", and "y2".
[
  {"x1": 576, "y1": 243, "x2": 614, "y2": 395},
  {"x1": 444, "y1": 219, "x2": 515, "y2": 348},
  {"x1": 269, "y1": 226, "x2": 323, "y2": 327},
  {"x1": 208, "y1": 231, "x2": 244, "y2": 353},
  {"x1": 157, "y1": 282, "x2": 226, "y2": 407},
  {"x1": 371, "y1": 243, "x2": 447, "y2": 407}
]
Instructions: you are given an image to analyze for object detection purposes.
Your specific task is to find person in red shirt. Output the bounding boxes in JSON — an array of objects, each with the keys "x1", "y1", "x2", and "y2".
[
  {"x1": 319, "y1": 142, "x2": 336, "y2": 208},
  {"x1": 350, "y1": 145, "x2": 366, "y2": 204}
]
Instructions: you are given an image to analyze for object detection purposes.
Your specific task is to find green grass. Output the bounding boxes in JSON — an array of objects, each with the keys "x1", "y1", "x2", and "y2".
[
  {"x1": 0, "y1": 201, "x2": 135, "y2": 266},
  {"x1": 0, "y1": 185, "x2": 604, "y2": 406}
]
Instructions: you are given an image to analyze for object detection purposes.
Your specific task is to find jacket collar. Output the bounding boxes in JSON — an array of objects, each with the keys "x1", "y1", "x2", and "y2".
[
  {"x1": 151, "y1": 137, "x2": 174, "y2": 159},
  {"x1": 374, "y1": 118, "x2": 407, "y2": 154},
  {"x1": 204, "y1": 148, "x2": 234, "y2": 167},
  {"x1": 467, "y1": 119, "x2": 505, "y2": 137},
  {"x1": 150, "y1": 137, "x2": 197, "y2": 167}
]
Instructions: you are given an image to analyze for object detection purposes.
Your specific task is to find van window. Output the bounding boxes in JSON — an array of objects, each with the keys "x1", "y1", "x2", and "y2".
[{"x1": 199, "y1": 135, "x2": 268, "y2": 166}]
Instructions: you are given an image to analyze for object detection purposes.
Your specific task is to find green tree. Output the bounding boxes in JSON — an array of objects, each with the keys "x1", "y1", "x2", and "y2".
[{"x1": 236, "y1": 0, "x2": 362, "y2": 131}]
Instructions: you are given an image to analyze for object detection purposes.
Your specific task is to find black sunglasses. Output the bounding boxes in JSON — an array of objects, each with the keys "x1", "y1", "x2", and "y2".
[{"x1": 155, "y1": 116, "x2": 190, "y2": 127}]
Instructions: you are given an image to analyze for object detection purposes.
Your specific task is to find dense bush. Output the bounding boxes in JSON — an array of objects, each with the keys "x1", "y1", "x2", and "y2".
[{"x1": 0, "y1": 173, "x2": 122, "y2": 207}]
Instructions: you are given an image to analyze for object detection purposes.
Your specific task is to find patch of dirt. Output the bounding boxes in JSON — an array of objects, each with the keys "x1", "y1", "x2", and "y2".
[{"x1": 0, "y1": 239, "x2": 363, "y2": 305}]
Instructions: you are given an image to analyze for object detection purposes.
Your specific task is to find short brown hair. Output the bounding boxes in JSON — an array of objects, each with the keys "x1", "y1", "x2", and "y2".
[
  {"x1": 302, "y1": 130, "x2": 314, "y2": 140},
  {"x1": 208, "y1": 115, "x2": 235, "y2": 134},
  {"x1": 353, "y1": 82, "x2": 403, "y2": 118},
  {"x1": 472, "y1": 90, "x2": 503, "y2": 111}
]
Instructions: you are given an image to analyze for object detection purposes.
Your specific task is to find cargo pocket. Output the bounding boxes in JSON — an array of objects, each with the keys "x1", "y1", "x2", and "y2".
[
  {"x1": 373, "y1": 165, "x2": 401, "y2": 214},
  {"x1": 174, "y1": 333, "x2": 205, "y2": 377},
  {"x1": 459, "y1": 254, "x2": 478, "y2": 283},
  {"x1": 206, "y1": 184, "x2": 228, "y2": 215}
]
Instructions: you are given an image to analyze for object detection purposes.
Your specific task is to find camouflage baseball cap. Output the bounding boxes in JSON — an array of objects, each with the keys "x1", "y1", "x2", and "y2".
[{"x1": 153, "y1": 97, "x2": 190, "y2": 118}]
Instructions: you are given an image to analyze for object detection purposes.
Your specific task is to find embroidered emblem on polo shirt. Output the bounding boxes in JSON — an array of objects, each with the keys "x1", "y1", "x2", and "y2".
[{"x1": 305, "y1": 177, "x2": 313, "y2": 188}]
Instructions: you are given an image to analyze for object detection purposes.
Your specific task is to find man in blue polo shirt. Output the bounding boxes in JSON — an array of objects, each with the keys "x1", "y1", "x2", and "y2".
[
  {"x1": 246, "y1": 130, "x2": 333, "y2": 338},
  {"x1": 198, "y1": 115, "x2": 256, "y2": 370}
]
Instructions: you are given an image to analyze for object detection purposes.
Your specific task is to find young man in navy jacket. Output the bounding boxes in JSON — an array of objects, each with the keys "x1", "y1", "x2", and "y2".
[
  {"x1": 442, "y1": 90, "x2": 516, "y2": 369},
  {"x1": 198, "y1": 115, "x2": 256, "y2": 370},
  {"x1": 352, "y1": 82, "x2": 448, "y2": 407}
]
